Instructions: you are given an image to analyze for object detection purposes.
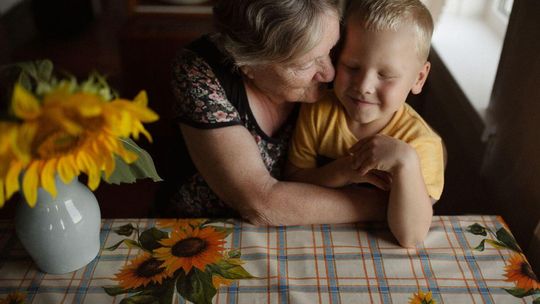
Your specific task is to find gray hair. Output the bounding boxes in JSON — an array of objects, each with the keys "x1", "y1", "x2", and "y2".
[
  {"x1": 213, "y1": 0, "x2": 340, "y2": 67},
  {"x1": 345, "y1": 0, "x2": 434, "y2": 61}
]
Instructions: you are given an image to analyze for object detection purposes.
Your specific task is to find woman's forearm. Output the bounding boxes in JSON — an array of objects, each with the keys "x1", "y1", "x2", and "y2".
[{"x1": 242, "y1": 177, "x2": 388, "y2": 226}]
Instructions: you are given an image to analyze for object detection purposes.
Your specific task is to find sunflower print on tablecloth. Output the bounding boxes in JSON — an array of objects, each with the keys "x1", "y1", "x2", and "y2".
[
  {"x1": 0, "y1": 291, "x2": 26, "y2": 304},
  {"x1": 467, "y1": 221, "x2": 540, "y2": 302},
  {"x1": 103, "y1": 219, "x2": 254, "y2": 304},
  {"x1": 409, "y1": 290, "x2": 436, "y2": 304}
]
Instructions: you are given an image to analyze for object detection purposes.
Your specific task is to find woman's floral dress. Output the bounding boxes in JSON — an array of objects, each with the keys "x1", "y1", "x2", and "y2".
[{"x1": 168, "y1": 35, "x2": 298, "y2": 218}]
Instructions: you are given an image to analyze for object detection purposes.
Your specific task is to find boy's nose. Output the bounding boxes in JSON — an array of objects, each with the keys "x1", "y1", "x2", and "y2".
[
  {"x1": 313, "y1": 56, "x2": 335, "y2": 83},
  {"x1": 354, "y1": 72, "x2": 376, "y2": 95}
]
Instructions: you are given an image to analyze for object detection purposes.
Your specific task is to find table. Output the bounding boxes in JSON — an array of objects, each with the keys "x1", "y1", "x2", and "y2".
[{"x1": 1, "y1": 216, "x2": 539, "y2": 303}]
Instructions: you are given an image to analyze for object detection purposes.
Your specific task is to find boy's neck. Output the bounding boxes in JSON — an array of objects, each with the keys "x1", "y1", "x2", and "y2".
[{"x1": 345, "y1": 111, "x2": 397, "y2": 140}]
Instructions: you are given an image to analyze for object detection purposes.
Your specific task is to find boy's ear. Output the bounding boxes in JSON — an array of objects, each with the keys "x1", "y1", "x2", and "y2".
[{"x1": 411, "y1": 61, "x2": 431, "y2": 95}]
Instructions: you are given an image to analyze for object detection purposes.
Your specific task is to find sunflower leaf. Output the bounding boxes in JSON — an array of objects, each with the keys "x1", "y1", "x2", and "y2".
[
  {"x1": 119, "y1": 295, "x2": 159, "y2": 304},
  {"x1": 176, "y1": 269, "x2": 216, "y2": 304},
  {"x1": 467, "y1": 223, "x2": 487, "y2": 236},
  {"x1": 105, "y1": 138, "x2": 162, "y2": 185},
  {"x1": 485, "y1": 239, "x2": 509, "y2": 250},
  {"x1": 104, "y1": 239, "x2": 141, "y2": 251},
  {"x1": 103, "y1": 286, "x2": 131, "y2": 296},
  {"x1": 227, "y1": 249, "x2": 241, "y2": 259},
  {"x1": 209, "y1": 259, "x2": 255, "y2": 280},
  {"x1": 473, "y1": 239, "x2": 486, "y2": 251},
  {"x1": 496, "y1": 228, "x2": 522, "y2": 253},
  {"x1": 156, "y1": 279, "x2": 175, "y2": 304},
  {"x1": 504, "y1": 287, "x2": 538, "y2": 298},
  {"x1": 114, "y1": 223, "x2": 137, "y2": 236},
  {"x1": 139, "y1": 228, "x2": 168, "y2": 251}
]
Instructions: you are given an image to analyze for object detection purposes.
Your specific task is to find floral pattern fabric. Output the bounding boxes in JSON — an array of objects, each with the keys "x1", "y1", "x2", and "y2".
[{"x1": 169, "y1": 45, "x2": 295, "y2": 218}]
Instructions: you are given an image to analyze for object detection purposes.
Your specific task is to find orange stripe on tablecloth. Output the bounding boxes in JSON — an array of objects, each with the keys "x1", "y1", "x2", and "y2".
[
  {"x1": 285, "y1": 226, "x2": 291, "y2": 304},
  {"x1": 356, "y1": 224, "x2": 374, "y2": 304},
  {"x1": 440, "y1": 215, "x2": 477, "y2": 304},
  {"x1": 267, "y1": 225, "x2": 271, "y2": 304},
  {"x1": 366, "y1": 229, "x2": 384, "y2": 304},
  {"x1": 310, "y1": 224, "x2": 323, "y2": 304}
]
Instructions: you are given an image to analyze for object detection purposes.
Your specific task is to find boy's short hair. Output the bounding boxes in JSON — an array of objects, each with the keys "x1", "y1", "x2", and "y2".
[{"x1": 345, "y1": 0, "x2": 434, "y2": 61}]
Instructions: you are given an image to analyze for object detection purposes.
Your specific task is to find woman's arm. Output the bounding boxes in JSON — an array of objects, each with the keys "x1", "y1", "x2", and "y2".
[{"x1": 180, "y1": 123, "x2": 388, "y2": 225}]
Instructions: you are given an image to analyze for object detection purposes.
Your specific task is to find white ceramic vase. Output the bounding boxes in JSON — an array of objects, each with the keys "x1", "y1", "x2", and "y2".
[{"x1": 15, "y1": 176, "x2": 101, "y2": 274}]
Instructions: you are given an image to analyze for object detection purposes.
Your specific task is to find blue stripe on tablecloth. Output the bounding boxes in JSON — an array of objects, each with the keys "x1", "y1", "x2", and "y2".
[
  {"x1": 417, "y1": 247, "x2": 442, "y2": 303},
  {"x1": 226, "y1": 221, "x2": 243, "y2": 304},
  {"x1": 26, "y1": 271, "x2": 44, "y2": 302},
  {"x1": 15, "y1": 284, "x2": 511, "y2": 295},
  {"x1": 321, "y1": 224, "x2": 340, "y2": 304},
  {"x1": 222, "y1": 252, "x2": 509, "y2": 262},
  {"x1": 452, "y1": 217, "x2": 494, "y2": 304},
  {"x1": 73, "y1": 219, "x2": 114, "y2": 304},
  {"x1": 367, "y1": 232, "x2": 391, "y2": 304},
  {"x1": 278, "y1": 225, "x2": 289, "y2": 304}
]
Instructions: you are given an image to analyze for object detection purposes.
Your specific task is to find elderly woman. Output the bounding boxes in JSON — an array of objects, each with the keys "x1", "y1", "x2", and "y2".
[{"x1": 167, "y1": 0, "x2": 387, "y2": 224}]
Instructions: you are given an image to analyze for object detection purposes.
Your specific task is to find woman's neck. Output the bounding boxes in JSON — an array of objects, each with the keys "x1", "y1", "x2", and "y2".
[{"x1": 244, "y1": 80, "x2": 295, "y2": 137}]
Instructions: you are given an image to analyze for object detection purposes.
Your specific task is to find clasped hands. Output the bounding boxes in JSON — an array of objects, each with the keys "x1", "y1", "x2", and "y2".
[{"x1": 338, "y1": 134, "x2": 418, "y2": 191}]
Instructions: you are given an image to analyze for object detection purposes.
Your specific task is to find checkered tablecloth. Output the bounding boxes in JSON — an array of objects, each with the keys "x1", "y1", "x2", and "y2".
[{"x1": 0, "y1": 216, "x2": 538, "y2": 303}]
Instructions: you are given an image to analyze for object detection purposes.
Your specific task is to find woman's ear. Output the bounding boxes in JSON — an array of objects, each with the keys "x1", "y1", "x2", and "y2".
[
  {"x1": 411, "y1": 61, "x2": 431, "y2": 95},
  {"x1": 240, "y1": 65, "x2": 254, "y2": 79}
]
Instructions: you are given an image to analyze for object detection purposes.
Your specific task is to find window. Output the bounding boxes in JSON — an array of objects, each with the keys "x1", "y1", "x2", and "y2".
[
  {"x1": 497, "y1": 0, "x2": 514, "y2": 16},
  {"x1": 428, "y1": 0, "x2": 513, "y2": 122}
]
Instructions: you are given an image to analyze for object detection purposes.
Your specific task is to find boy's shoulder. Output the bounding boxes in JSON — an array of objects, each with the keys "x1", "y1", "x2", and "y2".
[{"x1": 388, "y1": 103, "x2": 441, "y2": 141}]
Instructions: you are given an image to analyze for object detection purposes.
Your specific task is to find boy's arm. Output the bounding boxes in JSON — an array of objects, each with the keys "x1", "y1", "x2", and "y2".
[
  {"x1": 350, "y1": 134, "x2": 433, "y2": 248},
  {"x1": 285, "y1": 158, "x2": 391, "y2": 190},
  {"x1": 285, "y1": 158, "x2": 352, "y2": 188}
]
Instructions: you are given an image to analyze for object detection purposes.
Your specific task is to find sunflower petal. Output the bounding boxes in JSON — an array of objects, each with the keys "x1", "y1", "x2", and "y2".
[
  {"x1": 12, "y1": 84, "x2": 41, "y2": 120},
  {"x1": 133, "y1": 90, "x2": 148, "y2": 107},
  {"x1": 58, "y1": 156, "x2": 77, "y2": 184},
  {"x1": 0, "y1": 179, "x2": 5, "y2": 208},
  {"x1": 6, "y1": 162, "x2": 23, "y2": 199},
  {"x1": 41, "y1": 159, "x2": 58, "y2": 198},
  {"x1": 22, "y1": 162, "x2": 39, "y2": 207}
]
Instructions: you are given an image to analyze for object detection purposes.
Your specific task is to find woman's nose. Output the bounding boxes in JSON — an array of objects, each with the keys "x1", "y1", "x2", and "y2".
[{"x1": 313, "y1": 57, "x2": 335, "y2": 83}]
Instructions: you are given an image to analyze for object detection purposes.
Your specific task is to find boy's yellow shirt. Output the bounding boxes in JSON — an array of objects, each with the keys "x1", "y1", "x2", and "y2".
[{"x1": 289, "y1": 91, "x2": 445, "y2": 200}]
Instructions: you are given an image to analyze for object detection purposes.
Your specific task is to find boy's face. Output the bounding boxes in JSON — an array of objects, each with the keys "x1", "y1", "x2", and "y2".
[{"x1": 334, "y1": 21, "x2": 430, "y2": 127}]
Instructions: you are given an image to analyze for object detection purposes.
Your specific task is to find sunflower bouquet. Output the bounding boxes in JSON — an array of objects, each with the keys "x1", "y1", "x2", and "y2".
[{"x1": 0, "y1": 60, "x2": 161, "y2": 208}]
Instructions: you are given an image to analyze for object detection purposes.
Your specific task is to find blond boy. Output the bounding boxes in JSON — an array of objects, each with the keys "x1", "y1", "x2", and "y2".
[{"x1": 286, "y1": 0, "x2": 444, "y2": 247}]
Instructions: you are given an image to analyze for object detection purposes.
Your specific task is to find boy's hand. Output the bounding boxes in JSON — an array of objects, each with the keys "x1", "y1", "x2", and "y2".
[{"x1": 349, "y1": 135, "x2": 418, "y2": 176}]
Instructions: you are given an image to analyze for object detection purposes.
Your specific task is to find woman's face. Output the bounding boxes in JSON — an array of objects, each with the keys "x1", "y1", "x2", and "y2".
[{"x1": 243, "y1": 12, "x2": 340, "y2": 103}]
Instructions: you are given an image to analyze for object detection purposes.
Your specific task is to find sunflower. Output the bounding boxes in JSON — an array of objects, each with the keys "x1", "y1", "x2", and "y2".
[
  {"x1": 1, "y1": 83, "x2": 158, "y2": 207},
  {"x1": 156, "y1": 219, "x2": 205, "y2": 231},
  {"x1": 409, "y1": 290, "x2": 436, "y2": 304},
  {"x1": 114, "y1": 252, "x2": 170, "y2": 290},
  {"x1": 504, "y1": 253, "x2": 540, "y2": 291},
  {"x1": 154, "y1": 225, "x2": 227, "y2": 275},
  {"x1": 0, "y1": 291, "x2": 26, "y2": 304}
]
